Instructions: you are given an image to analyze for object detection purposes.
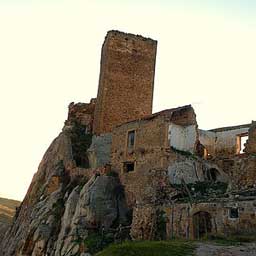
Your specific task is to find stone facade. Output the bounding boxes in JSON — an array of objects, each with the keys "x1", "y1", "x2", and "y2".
[
  {"x1": 111, "y1": 105, "x2": 197, "y2": 175},
  {"x1": 166, "y1": 200, "x2": 256, "y2": 239},
  {"x1": 199, "y1": 124, "x2": 251, "y2": 158},
  {"x1": 93, "y1": 30, "x2": 157, "y2": 135},
  {"x1": 111, "y1": 106, "x2": 198, "y2": 207}
]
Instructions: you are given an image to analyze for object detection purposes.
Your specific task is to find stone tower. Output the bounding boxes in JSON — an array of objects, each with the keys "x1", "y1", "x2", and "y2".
[{"x1": 93, "y1": 30, "x2": 157, "y2": 135}]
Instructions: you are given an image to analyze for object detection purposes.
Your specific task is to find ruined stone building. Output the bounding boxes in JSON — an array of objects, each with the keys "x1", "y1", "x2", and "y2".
[
  {"x1": 2, "y1": 30, "x2": 256, "y2": 255},
  {"x1": 68, "y1": 30, "x2": 256, "y2": 240}
]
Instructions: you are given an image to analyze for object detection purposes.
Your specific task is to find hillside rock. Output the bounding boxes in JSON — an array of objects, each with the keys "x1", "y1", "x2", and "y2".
[{"x1": 0, "y1": 116, "x2": 128, "y2": 256}]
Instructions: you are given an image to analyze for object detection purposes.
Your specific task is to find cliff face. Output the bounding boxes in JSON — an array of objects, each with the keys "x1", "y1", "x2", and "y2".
[{"x1": 0, "y1": 102, "x2": 129, "y2": 256}]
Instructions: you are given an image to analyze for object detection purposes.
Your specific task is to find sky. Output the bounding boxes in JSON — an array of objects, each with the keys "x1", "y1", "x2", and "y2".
[{"x1": 0, "y1": 0, "x2": 255, "y2": 201}]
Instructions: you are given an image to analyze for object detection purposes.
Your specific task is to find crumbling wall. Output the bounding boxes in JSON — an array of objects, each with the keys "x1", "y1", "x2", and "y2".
[
  {"x1": 169, "y1": 124, "x2": 197, "y2": 153},
  {"x1": 199, "y1": 130, "x2": 216, "y2": 156},
  {"x1": 168, "y1": 158, "x2": 202, "y2": 184},
  {"x1": 93, "y1": 30, "x2": 157, "y2": 135},
  {"x1": 130, "y1": 206, "x2": 157, "y2": 240},
  {"x1": 111, "y1": 115, "x2": 170, "y2": 177},
  {"x1": 111, "y1": 106, "x2": 197, "y2": 175},
  {"x1": 167, "y1": 200, "x2": 256, "y2": 239},
  {"x1": 199, "y1": 124, "x2": 250, "y2": 158},
  {"x1": 205, "y1": 122, "x2": 256, "y2": 190},
  {"x1": 167, "y1": 156, "x2": 228, "y2": 184},
  {"x1": 214, "y1": 127, "x2": 249, "y2": 156},
  {"x1": 216, "y1": 154, "x2": 256, "y2": 190},
  {"x1": 66, "y1": 99, "x2": 96, "y2": 132},
  {"x1": 111, "y1": 106, "x2": 198, "y2": 208}
]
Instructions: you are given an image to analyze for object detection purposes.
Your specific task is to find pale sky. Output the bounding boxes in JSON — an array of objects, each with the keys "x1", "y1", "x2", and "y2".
[{"x1": 0, "y1": 0, "x2": 255, "y2": 200}]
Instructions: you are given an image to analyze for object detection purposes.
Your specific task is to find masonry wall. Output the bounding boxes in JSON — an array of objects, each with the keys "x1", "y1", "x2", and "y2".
[
  {"x1": 199, "y1": 125, "x2": 250, "y2": 158},
  {"x1": 166, "y1": 200, "x2": 256, "y2": 239},
  {"x1": 93, "y1": 30, "x2": 157, "y2": 135},
  {"x1": 198, "y1": 130, "x2": 216, "y2": 156},
  {"x1": 215, "y1": 154, "x2": 256, "y2": 190},
  {"x1": 111, "y1": 106, "x2": 197, "y2": 207},
  {"x1": 111, "y1": 116, "x2": 169, "y2": 174},
  {"x1": 111, "y1": 116, "x2": 171, "y2": 207}
]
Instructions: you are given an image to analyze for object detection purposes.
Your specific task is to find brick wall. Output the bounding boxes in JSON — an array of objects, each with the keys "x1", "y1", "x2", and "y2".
[
  {"x1": 167, "y1": 200, "x2": 256, "y2": 239},
  {"x1": 93, "y1": 30, "x2": 157, "y2": 135}
]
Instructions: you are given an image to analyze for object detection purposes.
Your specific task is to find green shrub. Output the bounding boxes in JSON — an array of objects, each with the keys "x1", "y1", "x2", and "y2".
[{"x1": 96, "y1": 240, "x2": 195, "y2": 256}]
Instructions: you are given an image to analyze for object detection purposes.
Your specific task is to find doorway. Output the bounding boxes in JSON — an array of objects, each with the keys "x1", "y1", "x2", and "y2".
[{"x1": 193, "y1": 211, "x2": 212, "y2": 239}]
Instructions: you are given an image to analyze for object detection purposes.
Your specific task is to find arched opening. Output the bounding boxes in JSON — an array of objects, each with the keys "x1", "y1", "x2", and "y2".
[
  {"x1": 193, "y1": 211, "x2": 212, "y2": 239},
  {"x1": 206, "y1": 168, "x2": 220, "y2": 182}
]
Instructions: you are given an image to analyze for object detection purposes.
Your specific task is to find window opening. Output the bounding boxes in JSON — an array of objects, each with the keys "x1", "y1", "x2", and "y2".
[
  {"x1": 229, "y1": 208, "x2": 239, "y2": 219},
  {"x1": 123, "y1": 162, "x2": 135, "y2": 173},
  {"x1": 237, "y1": 133, "x2": 248, "y2": 154},
  {"x1": 127, "y1": 130, "x2": 135, "y2": 149}
]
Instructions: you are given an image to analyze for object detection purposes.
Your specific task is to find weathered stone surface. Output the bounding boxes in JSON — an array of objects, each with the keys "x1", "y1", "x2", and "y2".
[
  {"x1": 93, "y1": 30, "x2": 157, "y2": 135},
  {"x1": 199, "y1": 124, "x2": 250, "y2": 158},
  {"x1": 66, "y1": 99, "x2": 96, "y2": 133},
  {"x1": 57, "y1": 175, "x2": 128, "y2": 256},
  {"x1": 167, "y1": 200, "x2": 256, "y2": 239},
  {"x1": 131, "y1": 206, "x2": 156, "y2": 240},
  {"x1": 168, "y1": 159, "x2": 203, "y2": 184},
  {"x1": 0, "y1": 126, "x2": 128, "y2": 256},
  {"x1": 88, "y1": 133, "x2": 112, "y2": 169}
]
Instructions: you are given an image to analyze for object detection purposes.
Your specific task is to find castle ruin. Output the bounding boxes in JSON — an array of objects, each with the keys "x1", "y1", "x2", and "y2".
[
  {"x1": 65, "y1": 30, "x2": 256, "y2": 240},
  {"x1": 3, "y1": 31, "x2": 256, "y2": 256}
]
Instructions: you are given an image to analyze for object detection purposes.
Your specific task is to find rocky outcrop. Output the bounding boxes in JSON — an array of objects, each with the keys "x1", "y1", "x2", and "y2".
[{"x1": 0, "y1": 102, "x2": 128, "y2": 256}]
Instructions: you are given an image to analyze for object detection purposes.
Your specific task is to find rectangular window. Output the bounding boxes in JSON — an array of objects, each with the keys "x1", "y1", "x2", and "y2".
[
  {"x1": 123, "y1": 162, "x2": 135, "y2": 173},
  {"x1": 229, "y1": 208, "x2": 239, "y2": 219},
  {"x1": 127, "y1": 130, "x2": 135, "y2": 149},
  {"x1": 236, "y1": 133, "x2": 248, "y2": 154}
]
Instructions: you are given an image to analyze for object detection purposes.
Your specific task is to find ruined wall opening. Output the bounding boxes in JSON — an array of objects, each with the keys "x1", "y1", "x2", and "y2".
[
  {"x1": 236, "y1": 133, "x2": 249, "y2": 154},
  {"x1": 206, "y1": 168, "x2": 220, "y2": 182},
  {"x1": 123, "y1": 162, "x2": 135, "y2": 173},
  {"x1": 193, "y1": 211, "x2": 212, "y2": 239}
]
